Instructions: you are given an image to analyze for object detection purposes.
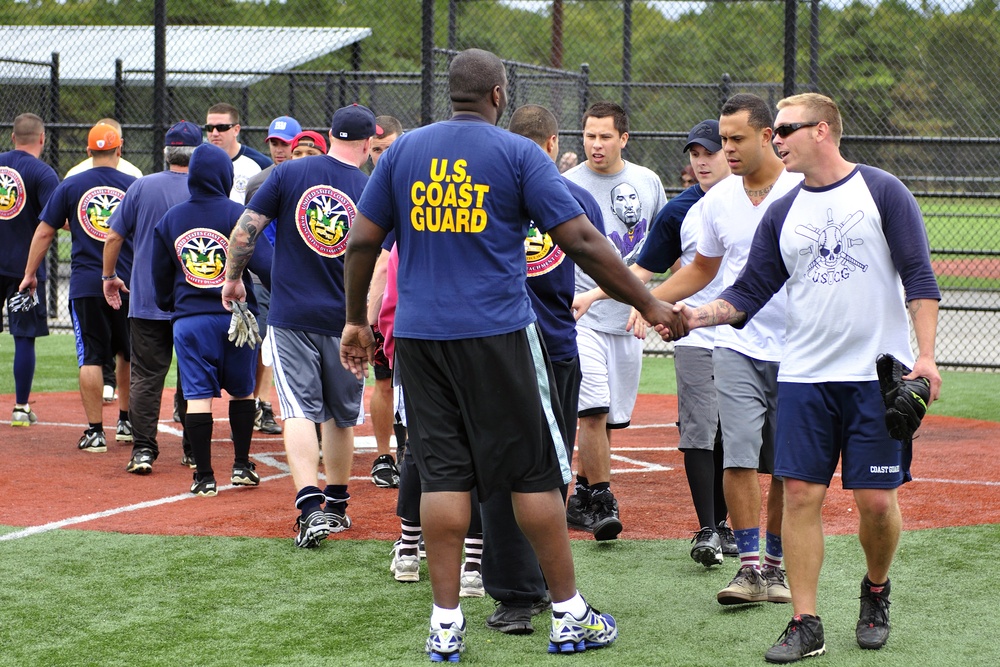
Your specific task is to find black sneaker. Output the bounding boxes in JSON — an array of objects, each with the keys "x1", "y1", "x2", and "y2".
[
  {"x1": 190, "y1": 474, "x2": 217, "y2": 497},
  {"x1": 717, "y1": 520, "x2": 738, "y2": 556},
  {"x1": 589, "y1": 490, "x2": 622, "y2": 541},
  {"x1": 690, "y1": 526, "x2": 724, "y2": 567},
  {"x1": 566, "y1": 493, "x2": 594, "y2": 532},
  {"x1": 231, "y1": 461, "x2": 260, "y2": 486},
  {"x1": 856, "y1": 578, "x2": 891, "y2": 649},
  {"x1": 77, "y1": 429, "x2": 107, "y2": 453},
  {"x1": 181, "y1": 454, "x2": 197, "y2": 469},
  {"x1": 126, "y1": 449, "x2": 155, "y2": 475},
  {"x1": 370, "y1": 454, "x2": 400, "y2": 488},
  {"x1": 765, "y1": 614, "x2": 826, "y2": 663},
  {"x1": 116, "y1": 418, "x2": 133, "y2": 442},
  {"x1": 486, "y1": 601, "x2": 535, "y2": 635},
  {"x1": 294, "y1": 510, "x2": 331, "y2": 548},
  {"x1": 325, "y1": 503, "x2": 353, "y2": 533},
  {"x1": 254, "y1": 399, "x2": 282, "y2": 435}
]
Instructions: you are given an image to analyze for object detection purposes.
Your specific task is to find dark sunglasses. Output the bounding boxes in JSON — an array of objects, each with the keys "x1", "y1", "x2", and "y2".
[
  {"x1": 204, "y1": 123, "x2": 235, "y2": 133},
  {"x1": 773, "y1": 121, "x2": 820, "y2": 138}
]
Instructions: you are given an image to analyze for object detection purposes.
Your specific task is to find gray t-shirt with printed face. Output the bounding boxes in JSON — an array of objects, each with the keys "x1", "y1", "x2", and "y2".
[{"x1": 563, "y1": 160, "x2": 666, "y2": 334}]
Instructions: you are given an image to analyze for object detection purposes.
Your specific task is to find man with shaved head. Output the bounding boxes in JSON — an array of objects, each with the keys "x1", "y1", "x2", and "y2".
[{"x1": 341, "y1": 48, "x2": 687, "y2": 661}]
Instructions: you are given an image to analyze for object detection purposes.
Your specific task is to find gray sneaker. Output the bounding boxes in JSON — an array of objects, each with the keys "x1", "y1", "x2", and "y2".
[
  {"x1": 717, "y1": 520, "x2": 738, "y2": 556},
  {"x1": 763, "y1": 565, "x2": 792, "y2": 603},
  {"x1": 717, "y1": 565, "x2": 768, "y2": 605},
  {"x1": 765, "y1": 614, "x2": 826, "y2": 663}
]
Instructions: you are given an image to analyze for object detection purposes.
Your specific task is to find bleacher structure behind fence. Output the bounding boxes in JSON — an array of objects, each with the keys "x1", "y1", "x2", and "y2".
[{"x1": 2, "y1": 1, "x2": 997, "y2": 370}]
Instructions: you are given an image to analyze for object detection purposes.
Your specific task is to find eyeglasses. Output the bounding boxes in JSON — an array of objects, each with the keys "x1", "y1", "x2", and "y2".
[
  {"x1": 204, "y1": 123, "x2": 235, "y2": 133},
  {"x1": 773, "y1": 121, "x2": 820, "y2": 138}
]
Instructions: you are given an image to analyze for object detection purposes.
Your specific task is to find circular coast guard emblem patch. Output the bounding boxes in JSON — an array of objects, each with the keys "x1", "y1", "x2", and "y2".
[
  {"x1": 77, "y1": 186, "x2": 126, "y2": 241},
  {"x1": 0, "y1": 167, "x2": 27, "y2": 220},
  {"x1": 525, "y1": 223, "x2": 565, "y2": 277},
  {"x1": 175, "y1": 228, "x2": 229, "y2": 288},
  {"x1": 295, "y1": 185, "x2": 356, "y2": 258}
]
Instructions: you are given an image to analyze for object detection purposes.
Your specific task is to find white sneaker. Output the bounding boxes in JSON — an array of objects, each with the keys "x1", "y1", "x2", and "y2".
[
  {"x1": 390, "y1": 541, "x2": 420, "y2": 582},
  {"x1": 459, "y1": 569, "x2": 484, "y2": 598},
  {"x1": 11, "y1": 405, "x2": 37, "y2": 427}
]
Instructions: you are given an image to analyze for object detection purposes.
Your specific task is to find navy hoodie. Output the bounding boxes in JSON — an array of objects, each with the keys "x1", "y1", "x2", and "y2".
[{"x1": 151, "y1": 143, "x2": 272, "y2": 318}]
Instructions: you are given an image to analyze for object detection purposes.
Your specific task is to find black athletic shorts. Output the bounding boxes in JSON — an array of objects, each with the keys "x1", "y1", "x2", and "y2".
[
  {"x1": 1, "y1": 275, "x2": 48, "y2": 337},
  {"x1": 395, "y1": 325, "x2": 570, "y2": 501},
  {"x1": 70, "y1": 295, "x2": 130, "y2": 367}
]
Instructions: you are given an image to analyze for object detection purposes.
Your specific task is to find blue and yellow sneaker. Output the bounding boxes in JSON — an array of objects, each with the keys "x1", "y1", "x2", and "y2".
[
  {"x1": 426, "y1": 619, "x2": 466, "y2": 663},
  {"x1": 548, "y1": 604, "x2": 617, "y2": 653}
]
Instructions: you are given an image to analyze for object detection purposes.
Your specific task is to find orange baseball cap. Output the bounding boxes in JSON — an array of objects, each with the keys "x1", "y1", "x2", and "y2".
[{"x1": 88, "y1": 123, "x2": 122, "y2": 151}]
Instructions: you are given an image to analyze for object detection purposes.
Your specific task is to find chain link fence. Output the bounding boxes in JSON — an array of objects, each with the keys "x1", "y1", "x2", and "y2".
[{"x1": 2, "y1": 1, "x2": 997, "y2": 369}]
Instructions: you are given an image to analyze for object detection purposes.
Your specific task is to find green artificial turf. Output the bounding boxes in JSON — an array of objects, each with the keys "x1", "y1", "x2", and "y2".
[{"x1": 0, "y1": 526, "x2": 996, "y2": 666}]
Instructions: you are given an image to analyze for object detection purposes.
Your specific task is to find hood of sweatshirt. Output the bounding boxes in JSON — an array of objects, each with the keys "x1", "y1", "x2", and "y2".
[{"x1": 188, "y1": 143, "x2": 234, "y2": 200}]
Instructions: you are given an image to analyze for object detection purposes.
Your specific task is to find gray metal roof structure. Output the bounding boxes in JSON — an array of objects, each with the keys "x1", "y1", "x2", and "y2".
[{"x1": 0, "y1": 25, "x2": 371, "y2": 87}]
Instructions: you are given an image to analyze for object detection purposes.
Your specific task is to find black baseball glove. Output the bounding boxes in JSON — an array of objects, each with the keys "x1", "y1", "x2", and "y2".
[{"x1": 876, "y1": 353, "x2": 930, "y2": 442}]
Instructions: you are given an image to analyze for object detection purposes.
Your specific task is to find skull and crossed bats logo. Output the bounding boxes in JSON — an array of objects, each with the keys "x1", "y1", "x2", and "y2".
[{"x1": 795, "y1": 208, "x2": 869, "y2": 280}]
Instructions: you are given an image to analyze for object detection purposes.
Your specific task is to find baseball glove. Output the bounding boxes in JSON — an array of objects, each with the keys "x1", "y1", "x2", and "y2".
[
  {"x1": 7, "y1": 290, "x2": 39, "y2": 314},
  {"x1": 228, "y1": 300, "x2": 262, "y2": 349},
  {"x1": 876, "y1": 353, "x2": 930, "y2": 442}
]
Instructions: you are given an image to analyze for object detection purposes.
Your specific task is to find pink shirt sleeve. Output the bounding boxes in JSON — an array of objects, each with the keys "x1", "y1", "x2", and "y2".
[{"x1": 377, "y1": 243, "x2": 399, "y2": 367}]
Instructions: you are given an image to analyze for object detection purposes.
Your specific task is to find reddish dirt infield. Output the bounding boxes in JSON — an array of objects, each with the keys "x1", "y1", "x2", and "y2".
[{"x1": 2, "y1": 390, "x2": 997, "y2": 541}]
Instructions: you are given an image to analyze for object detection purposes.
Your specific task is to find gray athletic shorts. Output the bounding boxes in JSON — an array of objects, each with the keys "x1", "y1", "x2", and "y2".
[
  {"x1": 267, "y1": 326, "x2": 364, "y2": 427},
  {"x1": 577, "y1": 325, "x2": 642, "y2": 428},
  {"x1": 713, "y1": 347, "x2": 778, "y2": 472},
  {"x1": 675, "y1": 345, "x2": 720, "y2": 451}
]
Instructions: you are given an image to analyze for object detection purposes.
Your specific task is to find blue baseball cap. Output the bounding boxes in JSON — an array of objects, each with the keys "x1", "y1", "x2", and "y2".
[
  {"x1": 266, "y1": 116, "x2": 302, "y2": 143},
  {"x1": 164, "y1": 120, "x2": 203, "y2": 147}
]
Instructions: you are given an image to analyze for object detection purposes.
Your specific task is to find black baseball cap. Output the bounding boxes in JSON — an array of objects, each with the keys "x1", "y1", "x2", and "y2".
[{"x1": 683, "y1": 119, "x2": 722, "y2": 153}]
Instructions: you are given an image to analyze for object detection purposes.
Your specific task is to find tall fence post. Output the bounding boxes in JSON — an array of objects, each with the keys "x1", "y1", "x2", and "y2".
[
  {"x1": 114, "y1": 59, "x2": 125, "y2": 123},
  {"x1": 152, "y1": 0, "x2": 166, "y2": 173},
  {"x1": 622, "y1": 0, "x2": 632, "y2": 117},
  {"x1": 421, "y1": 0, "x2": 435, "y2": 126},
  {"x1": 809, "y1": 0, "x2": 821, "y2": 92},
  {"x1": 579, "y1": 62, "x2": 590, "y2": 121},
  {"x1": 48, "y1": 52, "x2": 60, "y2": 173},
  {"x1": 783, "y1": 0, "x2": 797, "y2": 98},
  {"x1": 719, "y1": 73, "x2": 731, "y2": 112},
  {"x1": 47, "y1": 51, "x2": 61, "y2": 318}
]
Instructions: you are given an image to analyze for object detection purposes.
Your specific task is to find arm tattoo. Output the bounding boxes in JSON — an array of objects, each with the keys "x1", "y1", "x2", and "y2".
[
  {"x1": 227, "y1": 210, "x2": 270, "y2": 280},
  {"x1": 696, "y1": 299, "x2": 747, "y2": 327}
]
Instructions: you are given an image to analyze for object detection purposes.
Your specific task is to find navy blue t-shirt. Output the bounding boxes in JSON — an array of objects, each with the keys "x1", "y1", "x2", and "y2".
[
  {"x1": 0, "y1": 150, "x2": 60, "y2": 280},
  {"x1": 358, "y1": 115, "x2": 584, "y2": 340},
  {"x1": 247, "y1": 154, "x2": 369, "y2": 336},
  {"x1": 39, "y1": 166, "x2": 136, "y2": 299},
  {"x1": 635, "y1": 184, "x2": 705, "y2": 273},
  {"x1": 151, "y1": 144, "x2": 270, "y2": 319},
  {"x1": 525, "y1": 178, "x2": 605, "y2": 361}
]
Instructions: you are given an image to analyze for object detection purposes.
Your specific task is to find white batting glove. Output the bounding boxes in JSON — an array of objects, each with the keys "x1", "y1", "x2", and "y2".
[{"x1": 227, "y1": 300, "x2": 262, "y2": 349}]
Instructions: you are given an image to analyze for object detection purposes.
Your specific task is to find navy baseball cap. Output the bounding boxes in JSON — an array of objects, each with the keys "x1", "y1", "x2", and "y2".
[
  {"x1": 683, "y1": 119, "x2": 722, "y2": 153},
  {"x1": 266, "y1": 116, "x2": 302, "y2": 143},
  {"x1": 331, "y1": 104, "x2": 381, "y2": 141},
  {"x1": 164, "y1": 120, "x2": 203, "y2": 147}
]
